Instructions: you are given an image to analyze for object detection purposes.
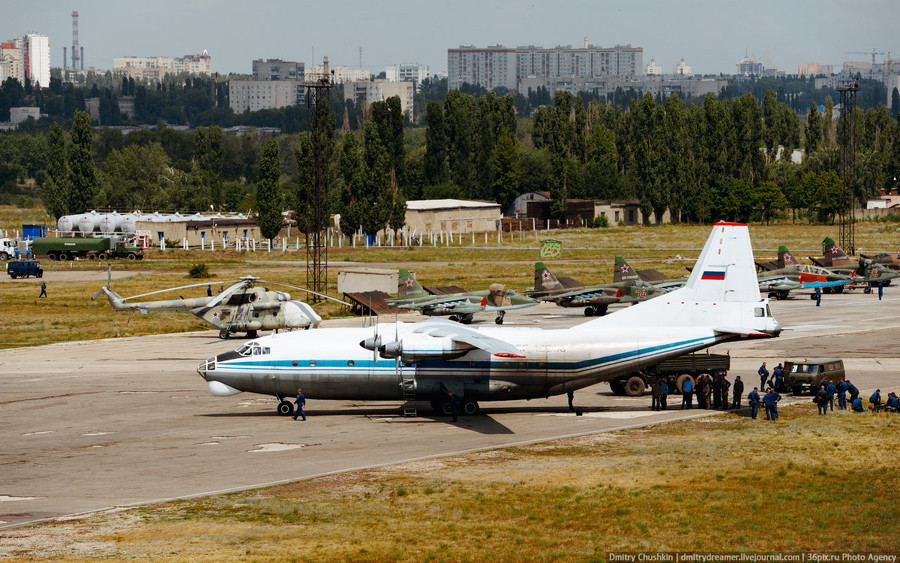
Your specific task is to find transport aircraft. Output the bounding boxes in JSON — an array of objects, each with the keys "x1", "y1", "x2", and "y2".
[
  {"x1": 197, "y1": 223, "x2": 782, "y2": 417},
  {"x1": 94, "y1": 276, "x2": 327, "y2": 339},
  {"x1": 526, "y1": 258, "x2": 667, "y2": 317},
  {"x1": 386, "y1": 268, "x2": 538, "y2": 324}
]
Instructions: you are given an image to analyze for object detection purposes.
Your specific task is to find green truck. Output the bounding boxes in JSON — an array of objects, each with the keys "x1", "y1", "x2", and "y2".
[
  {"x1": 31, "y1": 237, "x2": 144, "y2": 261},
  {"x1": 608, "y1": 351, "x2": 731, "y2": 396}
]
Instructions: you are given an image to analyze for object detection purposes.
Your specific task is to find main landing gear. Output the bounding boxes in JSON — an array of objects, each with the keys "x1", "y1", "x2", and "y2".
[
  {"x1": 431, "y1": 398, "x2": 480, "y2": 416},
  {"x1": 495, "y1": 311, "x2": 506, "y2": 324},
  {"x1": 275, "y1": 394, "x2": 294, "y2": 416},
  {"x1": 584, "y1": 304, "x2": 608, "y2": 317}
]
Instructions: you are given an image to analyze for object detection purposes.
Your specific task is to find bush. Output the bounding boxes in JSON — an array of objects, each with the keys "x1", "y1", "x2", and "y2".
[
  {"x1": 592, "y1": 215, "x2": 610, "y2": 228},
  {"x1": 188, "y1": 263, "x2": 210, "y2": 278}
]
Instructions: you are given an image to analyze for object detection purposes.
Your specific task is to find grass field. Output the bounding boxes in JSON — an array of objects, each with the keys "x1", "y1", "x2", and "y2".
[
  {"x1": 2, "y1": 215, "x2": 899, "y2": 348},
  {"x1": 3, "y1": 403, "x2": 897, "y2": 560}
]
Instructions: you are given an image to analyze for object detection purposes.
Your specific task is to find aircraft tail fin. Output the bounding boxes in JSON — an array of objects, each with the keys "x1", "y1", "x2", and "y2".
[
  {"x1": 778, "y1": 245, "x2": 799, "y2": 267},
  {"x1": 92, "y1": 286, "x2": 128, "y2": 310},
  {"x1": 822, "y1": 237, "x2": 851, "y2": 261},
  {"x1": 534, "y1": 262, "x2": 563, "y2": 292},
  {"x1": 583, "y1": 223, "x2": 780, "y2": 337},
  {"x1": 613, "y1": 256, "x2": 640, "y2": 284},
  {"x1": 398, "y1": 268, "x2": 427, "y2": 298}
]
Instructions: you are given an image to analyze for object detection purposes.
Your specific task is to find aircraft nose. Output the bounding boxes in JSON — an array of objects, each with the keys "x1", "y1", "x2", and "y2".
[{"x1": 197, "y1": 357, "x2": 216, "y2": 380}]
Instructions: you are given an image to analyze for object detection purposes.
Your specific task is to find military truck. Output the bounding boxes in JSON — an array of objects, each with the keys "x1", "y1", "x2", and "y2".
[
  {"x1": 7, "y1": 259, "x2": 43, "y2": 278},
  {"x1": 32, "y1": 237, "x2": 143, "y2": 261},
  {"x1": 783, "y1": 358, "x2": 845, "y2": 395},
  {"x1": 608, "y1": 351, "x2": 731, "y2": 396}
]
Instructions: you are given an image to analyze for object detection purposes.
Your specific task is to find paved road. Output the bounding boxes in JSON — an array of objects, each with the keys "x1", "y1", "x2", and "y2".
[{"x1": 1, "y1": 290, "x2": 898, "y2": 529}]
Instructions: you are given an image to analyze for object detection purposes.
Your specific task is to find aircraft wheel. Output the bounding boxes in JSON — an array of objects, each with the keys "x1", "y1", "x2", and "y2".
[
  {"x1": 495, "y1": 316, "x2": 503, "y2": 325},
  {"x1": 219, "y1": 330, "x2": 230, "y2": 339},
  {"x1": 584, "y1": 307, "x2": 595, "y2": 317},
  {"x1": 433, "y1": 400, "x2": 453, "y2": 416},
  {"x1": 675, "y1": 374, "x2": 695, "y2": 394},
  {"x1": 277, "y1": 400, "x2": 294, "y2": 416},
  {"x1": 596, "y1": 305, "x2": 608, "y2": 316},
  {"x1": 449, "y1": 315, "x2": 459, "y2": 323},
  {"x1": 247, "y1": 330, "x2": 259, "y2": 339},
  {"x1": 462, "y1": 400, "x2": 479, "y2": 415},
  {"x1": 834, "y1": 285, "x2": 844, "y2": 294},
  {"x1": 623, "y1": 376, "x2": 646, "y2": 397},
  {"x1": 609, "y1": 380, "x2": 626, "y2": 395},
  {"x1": 461, "y1": 315, "x2": 473, "y2": 324}
]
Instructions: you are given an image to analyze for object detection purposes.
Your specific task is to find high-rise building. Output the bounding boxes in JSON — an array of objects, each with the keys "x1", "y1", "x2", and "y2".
[
  {"x1": 673, "y1": 58, "x2": 692, "y2": 76},
  {"x1": 343, "y1": 79, "x2": 415, "y2": 120},
  {"x1": 229, "y1": 80, "x2": 305, "y2": 113},
  {"x1": 113, "y1": 52, "x2": 211, "y2": 82},
  {"x1": 645, "y1": 58, "x2": 662, "y2": 75},
  {"x1": 0, "y1": 40, "x2": 23, "y2": 83},
  {"x1": 798, "y1": 62, "x2": 833, "y2": 77},
  {"x1": 252, "y1": 59, "x2": 304, "y2": 81},
  {"x1": 448, "y1": 43, "x2": 643, "y2": 92},
  {"x1": 736, "y1": 57, "x2": 764, "y2": 76},
  {"x1": 21, "y1": 34, "x2": 50, "y2": 88},
  {"x1": 385, "y1": 63, "x2": 429, "y2": 91}
]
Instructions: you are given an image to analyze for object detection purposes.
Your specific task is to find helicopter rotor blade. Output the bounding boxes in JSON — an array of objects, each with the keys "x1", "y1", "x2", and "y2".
[
  {"x1": 254, "y1": 280, "x2": 354, "y2": 307},
  {"x1": 122, "y1": 280, "x2": 244, "y2": 302},
  {"x1": 206, "y1": 279, "x2": 253, "y2": 308}
]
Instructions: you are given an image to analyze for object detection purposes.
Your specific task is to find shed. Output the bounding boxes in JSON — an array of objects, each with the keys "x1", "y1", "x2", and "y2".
[{"x1": 405, "y1": 199, "x2": 501, "y2": 234}]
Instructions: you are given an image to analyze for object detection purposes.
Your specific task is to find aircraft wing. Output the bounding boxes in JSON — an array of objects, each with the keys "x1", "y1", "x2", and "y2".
[
  {"x1": 546, "y1": 286, "x2": 620, "y2": 303},
  {"x1": 412, "y1": 318, "x2": 525, "y2": 357},
  {"x1": 800, "y1": 279, "x2": 852, "y2": 289}
]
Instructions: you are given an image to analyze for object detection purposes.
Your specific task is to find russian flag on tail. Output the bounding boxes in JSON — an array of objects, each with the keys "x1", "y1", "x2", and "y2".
[{"x1": 701, "y1": 270, "x2": 726, "y2": 280}]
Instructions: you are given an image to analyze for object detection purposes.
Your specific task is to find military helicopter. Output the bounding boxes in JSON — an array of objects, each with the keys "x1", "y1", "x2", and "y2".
[{"x1": 93, "y1": 275, "x2": 345, "y2": 339}]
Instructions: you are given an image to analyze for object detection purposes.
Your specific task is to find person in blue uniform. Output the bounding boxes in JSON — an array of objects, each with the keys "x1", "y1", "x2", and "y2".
[
  {"x1": 748, "y1": 386, "x2": 760, "y2": 419},
  {"x1": 884, "y1": 392, "x2": 899, "y2": 412},
  {"x1": 773, "y1": 363, "x2": 785, "y2": 392},
  {"x1": 681, "y1": 378, "x2": 693, "y2": 409},
  {"x1": 39, "y1": 282, "x2": 47, "y2": 298},
  {"x1": 763, "y1": 388, "x2": 781, "y2": 420},
  {"x1": 878, "y1": 281, "x2": 883, "y2": 300},
  {"x1": 836, "y1": 378, "x2": 848, "y2": 410},
  {"x1": 758, "y1": 362, "x2": 769, "y2": 391},
  {"x1": 825, "y1": 380, "x2": 836, "y2": 412},
  {"x1": 815, "y1": 287, "x2": 822, "y2": 306},
  {"x1": 292, "y1": 388, "x2": 306, "y2": 421},
  {"x1": 851, "y1": 397, "x2": 867, "y2": 412},
  {"x1": 660, "y1": 380, "x2": 668, "y2": 410},
  {"x1": 815, "y1": 384, "x2": 828, "y2": 415},
  {"x1": 870, "y1": 389, "x2": 883, "y2": 412}
]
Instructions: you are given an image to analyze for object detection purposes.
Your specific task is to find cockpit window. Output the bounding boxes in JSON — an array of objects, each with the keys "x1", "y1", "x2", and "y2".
[
  {"x1": 236, "y1": 344, "x2": 252, "y2": 356},
  {"x1": 250, "y1": 344, "x2": 270, "y2": 355}
]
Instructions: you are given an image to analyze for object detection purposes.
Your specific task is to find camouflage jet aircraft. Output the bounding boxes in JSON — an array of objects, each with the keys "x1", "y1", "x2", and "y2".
[
  {"x1": 756, "y1": 245, "x2": 854, "y2": 299},
  {"x1": 387, "y1": 269, "x2": 537, "y2": 324},
  {"x1": 809, "y1": 237, "x2": 899, "y2": 286},
  {"x1": 527, "y1": 258, "x2": 667, "y2": 316}
]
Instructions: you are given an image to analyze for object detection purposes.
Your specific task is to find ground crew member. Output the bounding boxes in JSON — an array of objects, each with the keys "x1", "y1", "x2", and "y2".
[
  {"x1": 292, "y1": 388, "x2": 306, "y2": 421},
  {"x1": 14, "y1": 247, "x2": 19, "y2": 259},
  {"x1": 885, "y1": 392, "x2": 899, "y2": 412},
  {"x1": 681, "y1": 378, "x2": 693, "y2": 409},
  {"x1": 773, "y1": 363, "x2": 784, "y2": 392},
  {"x1": 846, "y1": 380, "x2": 860, "y2": 402},
  {"x1": 651, "y1": 380, "x2": 662, "y2": 411},
  {"x1": 694, "y1": 376, "x2": 706, "y2": 409},
  {"x1": 836, "y1": 378, "x2": 848, "y2": 410},
  {"x1": 712, "y1": 375, "x2": 722, "y2": 409},
  {"x1": 660, "y1": 380, "x2": 668, "y2": 410},
  {"x1": 851, "y1": 397, "x2": 867, "y2": 412},
  {"x1": 878, "y1": 281, "x2": 883, "y2": 301},
  {"x1": 731, "y1": 376, "x2": 744, "y2": 409},
  {"x1": 702, "y1": 374, "x2": 712, "y2": 409},
  {"x1": 870, "y1": 389, "x2": 883, "y2": 412},
  {"x1": 758, "y1": 362, "x2": 769, "y2": 391},
  {"x1": 748, "y1": 387, "x2": 760, "y2": 419},
  {"x1": 567, "y1": 390, "x2": 574, "y2": 413},
  {"x1": 448, "y1": 391, "x2": 459, "y2": 422},
  {"x1": 39, "y1": 282, "x2": 47, "y2": 298},
  {"x1": 825, "y1": 380, "x2": 836, "y2": 411},
  {"x1": 815, "y1": 287, "x2": 822, "y2": 306},
  {"x1": 207, "y1": 285, "x2": 212, "y2": 297},
  {"x1": 763, "y1": 388, "x2": 781, "y2": 420},
  {"x1": 816, "y1": 384, "x2": 828, "y2": 415}
]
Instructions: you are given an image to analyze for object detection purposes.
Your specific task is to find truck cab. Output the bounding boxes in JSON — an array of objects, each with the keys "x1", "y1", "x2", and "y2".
[
  {"x1": 7, "y1": 260, "x2": 43, "y2": 279},
  {"x1": 0, "y1": 238, "x2": 18, "y2": 260}
]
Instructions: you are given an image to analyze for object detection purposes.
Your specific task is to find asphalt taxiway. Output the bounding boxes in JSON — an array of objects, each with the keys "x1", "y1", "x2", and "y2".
[{"x1": 1, "y1": 290, "x2": 898, "y2": 529}]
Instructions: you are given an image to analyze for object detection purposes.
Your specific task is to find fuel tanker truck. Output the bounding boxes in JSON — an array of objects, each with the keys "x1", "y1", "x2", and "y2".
[{"x1": 31, "y1": 237, "x2": 144, "y2": 261}]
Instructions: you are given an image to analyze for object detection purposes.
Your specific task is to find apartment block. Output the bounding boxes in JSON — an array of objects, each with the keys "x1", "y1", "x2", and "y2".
[
  {"x1": 343, "y1": 79, "x2": 414, "y2": 121},
  {"x1": 113, "y1": 52, "x2": 211, "y2": 82},
  {"x1": 252, "y1": 59, "x2": 304, "y2": 81},
  {"x1": 229, "y1": 80, "x2": 305, "y2": 113}
]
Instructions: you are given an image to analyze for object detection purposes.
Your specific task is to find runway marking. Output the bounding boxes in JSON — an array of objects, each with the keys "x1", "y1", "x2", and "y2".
[
  {"x1": 247, "y1": 443, "x2": 308, "y2": 453},
  {"x1": 210, "y1": 435, "x2": 249, "y2": 440},
  {"x1": 82, "y1": 432, "x2": 112, "y2": 436},
  {"x1": 0, "y1": 496, "x2": 39, "y2": 502},
  {"x1": 23, "y1": 431, "x2": 53, "y2": 436},
  {"x1": 199, "y1": 442, "x2": 220, "y2": 446}
]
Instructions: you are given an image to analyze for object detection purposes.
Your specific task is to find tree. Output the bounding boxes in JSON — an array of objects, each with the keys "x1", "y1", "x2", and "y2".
[
  {"x1": 335, "y1": 131, "x2": 364, "y2": 236},
  {"x1": 444, "y1": 90, "x2": 477, "y2": 197},
  {"x1": 43, "y1": 122, "x2": 68, "y2": 219},
  {"x1": 207, "y1": 126, "x2": 224, "y2": 209},
  {"x1": 753, "y1": 181, "x2": 788, "y2": 224},
  {"x1": 359, "y1": 120, "x2": 393, "y2": 237},
  {"x1": 100, "y1": 143, "x2": 171, "y2": 209},
  {"x1": 256, "y1": 139, "x2": 283, "y2": 240},
  {"x1": 805, "y1": 100, "x2": 822, "y2": 155},
  {"x1": 491, "y1": 135, "x2": 520, "y2": 212},
  {"x1": 892, "y1": 88, "x2": 900, "y2": 119},
  {"x1": 423, "y1": 101, "x2": 449, "y2": 186},
  {"x1": 68, "y1": 110, "x2": 98, "y2": 213}
]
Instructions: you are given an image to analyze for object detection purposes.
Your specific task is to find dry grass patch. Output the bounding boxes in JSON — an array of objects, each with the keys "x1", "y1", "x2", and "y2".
[{"x1": 4, "y1": 404, "x2": 897, "y2": 560}]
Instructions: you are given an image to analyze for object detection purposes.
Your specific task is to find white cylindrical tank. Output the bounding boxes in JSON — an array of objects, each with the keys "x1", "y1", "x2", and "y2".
[
  {"x1": 58, "y1": 214, "x2": 79, "y2": 233},
  {"x1": 121, "y1": 213, "x2": 138, "y2": 234},
  {"x1": 78, "y1": 211, "x2": 102, "y2": 233},
  {"x1": 99, "y1": 212, "x2": 124, "y2": 234}
]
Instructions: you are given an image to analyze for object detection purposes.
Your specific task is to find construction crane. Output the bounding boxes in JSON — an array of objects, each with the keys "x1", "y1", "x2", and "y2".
[{"x1": 847, "y1": 49, "x2": 886, "y2": 65}]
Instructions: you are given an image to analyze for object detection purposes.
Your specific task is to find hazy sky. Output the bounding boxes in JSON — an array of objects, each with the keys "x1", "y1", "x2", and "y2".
[{"x1": 3, "y1": 0, "x2": 898, "y2": 76}]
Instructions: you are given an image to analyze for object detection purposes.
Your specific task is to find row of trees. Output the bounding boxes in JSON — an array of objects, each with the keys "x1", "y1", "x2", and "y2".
[{"x1": 4, "y1": 86, "x2": 900, "y2": 234}]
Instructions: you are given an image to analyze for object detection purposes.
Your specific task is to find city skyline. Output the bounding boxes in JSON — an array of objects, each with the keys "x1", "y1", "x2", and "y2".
[{"x1": 2, "y1": 0, "x2": 898, "y2": 78}]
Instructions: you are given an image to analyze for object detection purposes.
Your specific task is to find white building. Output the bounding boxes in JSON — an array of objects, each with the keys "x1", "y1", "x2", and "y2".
[
  {"x1": 645, "y1": 58, "x2": 662, "y2": 75},
  {"x1": 307, "y1": 64, "x2": 370, "y2": 84},
  {"x1": 24, "y1": 33, "x2": 50, "y2": 88},
  {"x1": 343, "y1": 79, "x2": 415, "y2": 120},
  {"x1": 113, "y1": 52, "x2": 211, "y2": 82},
  {"x1": 385, "y1": 63, "x2": 429, "y2": 90},
  {"x1": 0, "y1": 39, "x2": 23, "y2": 83},
  {"x1": 229, "y1": 80, "x2": 305, "y2": 113},
  {"x1": 673, "y1": 58, "x2": 692, "y2": 76}
]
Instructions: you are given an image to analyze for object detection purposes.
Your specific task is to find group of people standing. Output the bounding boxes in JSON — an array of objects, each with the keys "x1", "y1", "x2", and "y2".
[{"x1": 673, "y1": 374, "x2": 745, "y2": 411}]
